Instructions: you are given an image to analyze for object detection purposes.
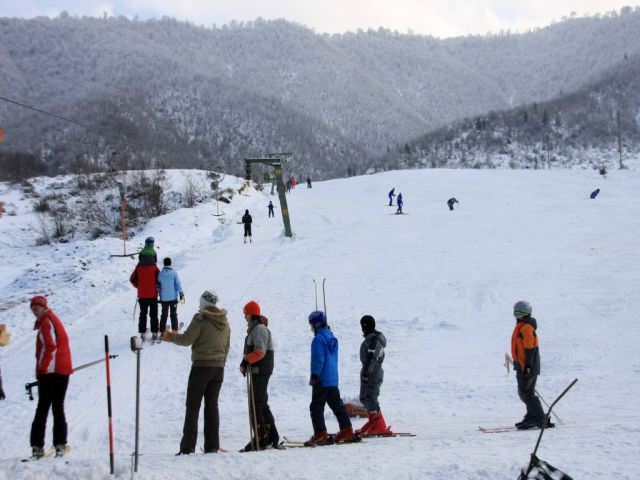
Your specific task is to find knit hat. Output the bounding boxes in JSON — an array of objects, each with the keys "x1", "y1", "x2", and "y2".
[
  {"x1": 243, "y1": 301, "x2": 261, "y2": 316},
  {"x1": 360, "y1": 315, "x2": 376, "y2": 335},
  {"x1": 145, "y1": 236, "x2": 155, "y2": 247},
  {"x1": 30, "y1": 295, "x2": 48, "y2": 309},
  {"x1": 199, "y1": 290, "x2": 218, "y2": 310},
  {"x1": 163, "y1": 257, "x2": 171, "y2": 266},
  {"x1": 308, "y1": 310, "x2": 327, "y2": 327}
]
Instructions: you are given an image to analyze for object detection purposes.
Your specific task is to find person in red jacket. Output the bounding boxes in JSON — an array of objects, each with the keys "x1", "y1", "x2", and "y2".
[
  {"x1": 29, "y1": 296, "x2": 73, "y2": 458},
  {"x1": 130, "y1": 257, "x2": 160, "y2": 341}
]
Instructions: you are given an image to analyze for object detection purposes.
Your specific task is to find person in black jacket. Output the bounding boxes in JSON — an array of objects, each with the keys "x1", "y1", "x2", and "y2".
[
  {"x1": 242, "y1": 210, "x2": 252, "y2": 243},
  {"x1": 357, "y1": 315, "x2": 388, "y2": 436},
  {"x1": 447, "y1": 198, "x2": 459, "y2": 211}
]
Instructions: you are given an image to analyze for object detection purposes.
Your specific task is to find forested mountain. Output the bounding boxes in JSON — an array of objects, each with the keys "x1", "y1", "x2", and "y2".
[{"x1": 1, "y1": 8, "x2": 639, "y2": 178}]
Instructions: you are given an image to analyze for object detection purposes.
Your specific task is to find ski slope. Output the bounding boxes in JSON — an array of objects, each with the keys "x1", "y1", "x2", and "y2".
[{"x1": 1, "y1": 169, "x2": 639, "y2": 479}]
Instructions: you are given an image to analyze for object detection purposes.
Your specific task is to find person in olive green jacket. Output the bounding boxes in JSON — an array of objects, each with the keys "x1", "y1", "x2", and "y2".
[{"x1": 163, "y1": 290, "x2": 230, "y2": 454}]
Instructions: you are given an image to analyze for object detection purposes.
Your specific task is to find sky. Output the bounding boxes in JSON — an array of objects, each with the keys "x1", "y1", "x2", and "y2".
[{"x1": 0, "y1": 0, "x2": 639, "y2": 38}]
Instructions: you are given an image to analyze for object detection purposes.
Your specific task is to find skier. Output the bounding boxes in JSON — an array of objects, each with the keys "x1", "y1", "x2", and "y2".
[
  {"x1": 396, "y1": 193, "x2": 404, "y2": 214},
  {"x1": 304, "y1": 310, "x2": 355, "y2": 446},
  {"x1": 598, "y1": 166, "x2": 607, "y2": 178},
  {"x1": 242, "y1": 210, "x2": 252, "y2": 243},
  {"x1": 306, "y1": 176, "x2": 312, "y2": 188},
  {"x1": 388, "y1": 188, "x2": 395, "y2": 206},
  {"x1": 447, "y1": 197, "x2": 459, "y2": 211},
  {"x1": 267, "y1": 201, "x2": 275, "y2": 218},
  {"x1": 138, "y1": 236, "x2": 157, "y2": 265},
  {"x1": 511, "y1": 301, "x2": 552, "y2": 430},
  {"x1": 0, "y1": 323, "x2": 8, "y2": 400},
  {"x1": 357, "y1": 315, "x2": 388, "y2": 436},
  {"x1": 286, "y1": 179, "x2": 292, "y2": 193},
  {"x1": 29, "y1": 296, "x2": 72, "y2": 459},
  {"x1": 590, "y1": 188, "x2": 600, "y2": 199},
  {"x1": 164, "y1": 290, "x2": 230, "y2": 454},
  {"x1": 157, "y1": 257, "x2": 184, "y2": 335},
  {"x1": 130, "y1": 252, "x2": 160, "y2": 341},
  {"x1": 240, "y1": 301, "x2": 279, "y2": 450}
]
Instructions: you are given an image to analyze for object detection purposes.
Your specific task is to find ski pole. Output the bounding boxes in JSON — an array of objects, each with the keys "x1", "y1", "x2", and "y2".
[
  {"x1": 313, "y1": 279, "x2": 318, "y2": 310},
  {"x1": 105, "y1": 335, "x2": 115, "y2": 475},
  {"x1": 535, "y1": 389, "x2": 564, "y2": 425},
  {"x1": 322, "y1": 278, "x2": 327, "y2": 319},
  {"x1": 248, "y1": 372, "x2": 260, "y2": 451},
  {"x1": 130, "y1": 336, "x2": 142, "y2": 473}
]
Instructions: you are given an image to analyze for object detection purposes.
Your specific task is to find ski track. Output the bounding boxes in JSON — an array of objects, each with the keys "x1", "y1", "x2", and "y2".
[{"x1": 1, "y1": 169, "x2": 639, "y2": 479}]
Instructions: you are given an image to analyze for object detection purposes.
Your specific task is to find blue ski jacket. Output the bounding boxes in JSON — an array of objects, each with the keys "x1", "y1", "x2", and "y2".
[
  {"x1": 397, "y1": 194, "x2": 403, "y2": 206},
  {"x1": 310, "y1": 327, "x2": 340, "y2": 387},
  {"x1": 158, "y1": 266, "x2": 183, "y2": 302}
]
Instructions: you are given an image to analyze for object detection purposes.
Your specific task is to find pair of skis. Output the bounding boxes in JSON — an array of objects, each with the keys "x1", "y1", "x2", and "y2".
[{"x1": 21, "y1": 445, "x2": 71, "y2": 462}]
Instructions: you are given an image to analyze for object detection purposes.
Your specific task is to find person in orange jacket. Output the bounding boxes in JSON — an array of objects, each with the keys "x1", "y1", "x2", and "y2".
[{"x1": 511, "y1": 301, "x2": 551, "y2": 430}]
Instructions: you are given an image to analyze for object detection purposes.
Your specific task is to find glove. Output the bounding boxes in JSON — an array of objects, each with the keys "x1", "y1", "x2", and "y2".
[
  {"x1": 524, "y1": 366, "x2": 533, "y2": 375},
  {"x1": 240, "y1": 360, "x2": 248, "y2": 377},
  {"x1": 163, "y1": 331, "x2": 177, "y2": 342},
  {"x1": 309, "y1": 374, "x2": 319, "y2": 386},
  {"x1": 179, "y1": 293, "x2": 185, "y2": 304}
]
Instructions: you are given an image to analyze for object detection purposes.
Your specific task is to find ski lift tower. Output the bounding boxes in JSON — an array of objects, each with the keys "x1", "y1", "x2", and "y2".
[{"x1": 244, "y1": 153, "x2": 293, "y2": 238}]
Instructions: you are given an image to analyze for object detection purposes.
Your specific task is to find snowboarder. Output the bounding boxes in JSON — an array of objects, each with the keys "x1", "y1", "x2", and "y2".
[
  {"x1": 306, "y1": 176, "x2": 312, "y2": 188},
  {"x1": 130, "y1": 253, "x2": 160, "y2": 341},
  {"x1": 240, "y1": 301, "x2": 279, "y2": 450},
  {"x1": 447, "y1": 197, "x2": 459, "y2": 211},
  {"x1": 388, "y1": 188, "x2": 395, "y2": 206},
  {"x1": 267, "y1": 201, "x2": 275, "y2": 218},
  {"x1": 304, "y1": 310, "x2": 354, "y2": 446},
  {"x1": 138, "y1": 236, "x2": 157, "y2": 266},
  {"x1": 164, "y1": 290, "x2": 230, "y2": 454},
  {"x1": 396, "y1": 193, "x2": 404, "y2": 214},
  {"x1": 357, "y1": 315, "x2": 388, "y2": 437},
  {"x1": 29, "y1": 296, "x2": 73, "y2": 459},
  {"x1": 511, "y1": 301, "x2": 552, "y2": 430},
  {"x1": 242, "y1": 210, "x2": 252, "y2": 243},
  {"x1": 590, "y1": 188, "x2": 600, "y2": 199},
  {"x1": 157, "y1": 257, "x2": 184, "y2": 334}
]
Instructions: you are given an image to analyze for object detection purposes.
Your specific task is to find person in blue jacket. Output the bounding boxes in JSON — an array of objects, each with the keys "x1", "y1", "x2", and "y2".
[
  {"x1": 304, "y1": 311, "x2": 354, "y2": 446},
  {"x1": 157, "y1": 257, "x2": 184, "y2": 334},
  {"x1": 590, "y1": 188, "x2": 600, "y2": 199},
  {"x1": 396, "y1": 193, "x2": 404, "y2": 214}
]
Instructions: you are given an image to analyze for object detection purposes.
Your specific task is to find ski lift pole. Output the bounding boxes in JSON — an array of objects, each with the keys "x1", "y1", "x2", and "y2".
[
  {"x1": 105, "y1": 335, "x2": 115, "y2": 475},
  {"x1": 130, "y1": 336, "x2": 143, "y2": 473}
]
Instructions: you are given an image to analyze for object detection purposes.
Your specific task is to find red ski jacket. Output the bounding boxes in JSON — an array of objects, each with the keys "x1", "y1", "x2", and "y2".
[
  {"x1": 35, "y1": 309, "x2": 73, "y2": 376},
  {"x1": 130, "y1": 264, "x2": 160, "y2": 299}
]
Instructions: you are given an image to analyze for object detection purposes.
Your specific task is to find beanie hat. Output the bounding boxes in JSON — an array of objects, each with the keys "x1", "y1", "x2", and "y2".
[
  {"x1": 360, "y1": 315, "x2": 376, "y2": 334},
  {"x1": 243, "y1": 301, "x2": 261, "y2": 317},
  {"x1": 199, "y1": 290, "x2": 218, "y2": 310},
  {"x1": 308, "y1": 310, "x2": 327, "y2": 326},
  {"x1": 163, "y1": 257, "x2": 171, "y2": 266},
  {"x1": 145, "y1": 236, "x2": 155, "y2": 247},
  {"x1": 30, "y1": 295, "x2": 48, "y2": 309}
]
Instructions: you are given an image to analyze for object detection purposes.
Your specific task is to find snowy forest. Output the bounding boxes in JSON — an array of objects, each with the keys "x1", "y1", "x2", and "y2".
[{"x1": 1, "y1": 8, "x2": 640, "y2": 179}]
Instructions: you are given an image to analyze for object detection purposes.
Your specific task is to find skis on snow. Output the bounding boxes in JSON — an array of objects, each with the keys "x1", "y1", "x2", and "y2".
[
  {"x1": 21, "y1": 445, "x2": 71, "y2": 462},
  {"x1": 280, "y1": 435, "x2": 363, "y2": 448}
]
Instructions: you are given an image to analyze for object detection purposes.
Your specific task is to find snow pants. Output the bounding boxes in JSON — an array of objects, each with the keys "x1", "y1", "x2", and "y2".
[
  {"x1": 160, "y1": 301, "x2": 178, "y2": 332},
  {"x1": 180, "y1": 366, "x2": 224, "y2": 453},
  {"x1": 249, "y1": 373, "x2": 279, "y2": 448},
  {"x1": 30, "y1": 373, "x2": 69, "y2": 448},
  {"x1": 359, "y1": 370, "x2": 383, "y2": 412},
  {"x1": 138, "y1": 298, "x2": 158, "y2": 335},
  {"x1": 268, "y1": 208, "x2": 274, "y2": 218},
  {"x1": 310, "y1": 385, "x2": 352, "y2": 435},
  {"x1": 517, "y1": 372, "x2": 545, "y2": 424},
  {"x1": 244, "y1": 224, "x2": 252, "y2": 238}
]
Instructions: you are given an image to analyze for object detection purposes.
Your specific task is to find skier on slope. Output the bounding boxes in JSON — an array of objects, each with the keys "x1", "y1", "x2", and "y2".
[
  {"x1": 306, "y1": 176, "x2": 312, "y2": 188},
  {"x1": 240, "y1": 301, "x2": 279, "y2": 450},
  {"x1": 447, "y1": 197, "x2": 459, "y2": 211},
  {"x1": 511, "y1": 301, "x2": 553, "y2": 430},
  {"x1": 356, "y1": 315, "x2": 388, "y2": 437},
  {"x1": 242, "y1": 210, "x2": 253, "y2": 243},
  {"x1": 304, "y1": 311, "x2": 355, "y2": 446},
  {"x1": 396, "y1": 193, "x2": 404, "y2": 214},
  {"x1": 267, "y1": 201, "x2": 275, "y2": 218},
  {"x1": 28, "y1": 296, "x2": 72, "y2": 459},
  {"x1": 590, "y1": 188, "x2": 600, "y2": 199},
  {"x1": 157, "y1": 257, "x2": 184, "y2": 335},
  {"x1": 138, "y1": 236, "x2": 157, "y2": 265},
  {"x1": 388, "y1": 188, "x2": 396, "y2": 206},
  {"x1": 130, "y1": 250, "x2": 160, "y2": 341},
  {"x1": 164, "y1": 290, "x2": 230, "y2": 454}
]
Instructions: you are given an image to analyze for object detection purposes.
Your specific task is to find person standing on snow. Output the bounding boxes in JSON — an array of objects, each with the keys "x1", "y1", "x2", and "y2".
[
  {"x1": 157, "y1": 257, "x2": 184, "y2": 335},
  {"x1": 164, "y1": 290, "x2": 230, "y2": 454},
  {"x1": 242, "y1": 210, "x2": 253, "y2": 243},
  {"x1": 396, "y1": 193, "x2": 404, "y2": 214},
  {"x1": 447, "y1": 197, "x2": 459, "y2": 211},
  {"x1": 388, "y1": 188, "x2": 396, "y2": 206},
  {"x1": 267, "y1": 201, "x2": 275, "y2": 218},
  {"x1": 511, "y1": 301, "x2": 552, "y2": 430},
  {"x1": 306, "y1": 176, "x2": 312, "y2": 188},
  {"x1": 240, "y1": 301, "x2": 279, "y2": 450},
  {"x1": 357, "y1": 315, "x2": 388, "y2": 436},
  {"x1": 29, "y1": 296, "x2": 72, "y2": 459},
  {"x1": 304, "y1": 311, "x2": 354, "y2": 446},
  {"x1": 130, "y1": 250, "x2": 160, "y2": 341}
]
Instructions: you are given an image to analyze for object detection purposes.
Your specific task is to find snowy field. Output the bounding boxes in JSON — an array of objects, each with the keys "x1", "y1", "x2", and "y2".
[{"x1": 1, "y1": 168, "x2": 639, "y2": 479}]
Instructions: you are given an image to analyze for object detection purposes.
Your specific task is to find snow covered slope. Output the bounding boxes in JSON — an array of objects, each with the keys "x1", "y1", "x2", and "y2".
[{"x1": 0, "y1": 169, "x2": 639, "y2": 479}]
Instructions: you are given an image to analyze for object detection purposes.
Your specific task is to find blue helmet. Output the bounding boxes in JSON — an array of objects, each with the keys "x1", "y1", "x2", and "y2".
[{"x1": 308, "y1": 310, "x2": 327, "y2": 326}]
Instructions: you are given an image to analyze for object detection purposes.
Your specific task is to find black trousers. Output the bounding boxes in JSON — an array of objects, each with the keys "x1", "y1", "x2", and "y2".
[
  {"x1": 249, "y1": 374, "x2": 279, "y2": 447},
  {"x1": 268, "y1": 208, "x2": 274, "y2": 218},
  {"x1": 517, "y1": 372, "x2": 545, "y2": 424},
  {"x1": 138, "y1": 298, "x2": 158, "y2": 334},
  {"x1": 30, "y1": 373, "x2": 69, "y2": 448},
  {"x1": 160, "y1": 301, "x2": 178, "y2": 332},
  {"x1": 244, "y1": 224, "x2": 252, "y2": 237},
  {"x1": 310, "y1": 385, "x2": 351, "y2": 435},
  {"x1": 181, "y1": 366, "x2": 224, "y2": 453}
]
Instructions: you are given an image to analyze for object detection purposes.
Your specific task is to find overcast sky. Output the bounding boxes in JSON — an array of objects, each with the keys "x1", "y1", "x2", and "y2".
[{"x1": 1, "y1": 1, "x2": 639, "y2": 37}]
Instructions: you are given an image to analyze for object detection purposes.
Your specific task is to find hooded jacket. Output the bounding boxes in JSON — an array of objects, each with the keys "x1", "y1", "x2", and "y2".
[
  {"x1": 310, "y1": 327, "x2": 340, "y2": 387},
  {"x1": 34, "y1": 309, "x2": 72, "y2": 376},
  {"x1": 157, "y1": 266, "x2": 183, "y2": 302},
  {"x1": 130, "y1": 263, "x2": 160, "y2": 299},
  {"x1": 171, "y1": 307, "x2": 230, "y2": 367},
  {"x1": 360, "y1": 330, "x2": 386, "y2": 382},
  {"x1": 511, "y1": 316, "x2": 540, "y2": 375}
]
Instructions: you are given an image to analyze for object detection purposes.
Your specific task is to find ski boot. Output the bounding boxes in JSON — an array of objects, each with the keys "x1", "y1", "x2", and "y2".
[
  {"x1": 31, "y1": 447, "x2": 45, "y2": 460},
  {"x1": 333, "y1": 426, "x2": 355, "y2": 443},
  {"x1": 55, "y1": 444, "x2": 68, "y2": 458},
  {"x1": 356, "y1": 411, "x2": 374, "y2": 436},
  {"x1": 304, "y1": 431, "x2": 330, "y2": 447},
  {"x1": 362, "y1": 410, "x2": 388, "y2": 436}
]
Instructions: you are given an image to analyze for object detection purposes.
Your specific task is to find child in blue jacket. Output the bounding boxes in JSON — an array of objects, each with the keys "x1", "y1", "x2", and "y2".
[
  {"x1": 157, "y1": 257, "x2": 184, "y2": 333},
  {"x1": 304, "y1": 311, "x2": 354, "y2": 446}
]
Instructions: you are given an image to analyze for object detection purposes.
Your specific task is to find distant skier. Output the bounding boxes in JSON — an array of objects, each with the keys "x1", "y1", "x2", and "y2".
[
  {"x1": 306, "y1": 176, "x2": 312, "y2": 188},
  {"x1": 357, "y1": 315, "x2": 388, "y2": 437},
  {"x1": 157, "y1": 257, "x2": 184, "y2": 335},
  {"x1": 286, "y1": 179, "x2": 292, "y2": 193},
  {"x1": 130, "y1": 251, "x2": 160, "y2": 341},
  {"x1": 267, "y1": 201, "x2": 275, "y2": 218},
  {"x1": 138, "y1": 236, "x2": 157, "y2": 266},
  {"x1": 304, "y1": 310, "x2": 354, "y2": 446},
  {"x1": 0, "y1": 324, "x2": 7, "y2": 400},
  {"x1": 388, "y1": 188, "x2": 395, "y2": 206},
  {"x1": 240, "y1": 301, "x2": 279, "y2": 450},
  {"x1": 29, "y1": 296, "x2": 72, "y2": 459},
  {"x1": 590, "y1": 188, "x2": 600, "y2": 199},
  {"x1": 511, "y1": 301, "x2": 552, "y2": 430},
  {"x1": 242, "y1": 210, "x2": 252, "y2": 243},
  {"x1": 163, "y1": 290, "x2": 230, "y2": 454},
  {"x1": 395, "y1": 193, "x2": 404, "y2": 214},
  {"x1": 598, "y1": 166, "x2": 607, "y2": 178},
  {"x1": 447, "y1": 197, "x2": 459, "y2": 211}
]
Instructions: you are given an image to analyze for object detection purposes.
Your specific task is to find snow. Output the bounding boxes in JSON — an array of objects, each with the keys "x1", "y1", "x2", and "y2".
[{"x1": 1, "y1": 168, "x2": 639, "y2": 479}]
